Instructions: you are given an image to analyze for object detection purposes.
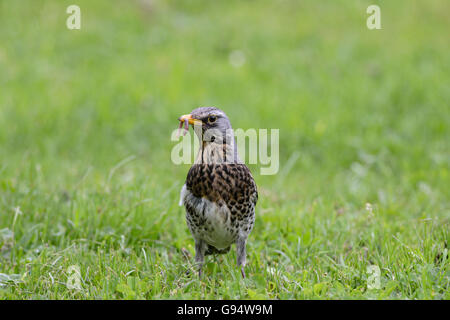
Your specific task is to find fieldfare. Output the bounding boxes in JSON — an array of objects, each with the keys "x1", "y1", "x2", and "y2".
[{"x1": 178, "y1": 107, "x2": 258, "y2": 278}]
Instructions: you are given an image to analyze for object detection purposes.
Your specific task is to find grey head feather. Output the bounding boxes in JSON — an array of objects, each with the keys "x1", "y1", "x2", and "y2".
[{"x1": 190, "y1": 107, "x2": 241, "y2": 163}]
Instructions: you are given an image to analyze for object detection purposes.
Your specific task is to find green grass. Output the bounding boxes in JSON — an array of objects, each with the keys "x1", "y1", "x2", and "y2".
[{"x1": 0, "y1": 0, "x2": 449, "y2": 299}]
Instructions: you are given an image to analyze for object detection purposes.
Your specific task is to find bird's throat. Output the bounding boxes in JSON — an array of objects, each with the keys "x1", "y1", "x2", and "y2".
[{"x1": 195, "y1": 141, "x2": 240, "y2": 164}]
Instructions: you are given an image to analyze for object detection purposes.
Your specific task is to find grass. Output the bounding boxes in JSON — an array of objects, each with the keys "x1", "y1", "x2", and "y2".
[{"x1": 0, "y1": 0, "x2": 449, "y2": 299}]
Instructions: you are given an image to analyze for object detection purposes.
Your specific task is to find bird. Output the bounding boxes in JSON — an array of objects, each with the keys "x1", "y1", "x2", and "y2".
[{"x1": 177, "y1": 107, "x2": 258, "y2": 278}]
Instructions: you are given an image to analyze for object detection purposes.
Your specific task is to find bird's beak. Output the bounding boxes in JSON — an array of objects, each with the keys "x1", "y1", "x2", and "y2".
[
  {"x1": 177, "y1": 114, "x2": 202, "y2": 136},
  {"x1": 178, "y1": 114, "x2": 197, "y2": 125}
]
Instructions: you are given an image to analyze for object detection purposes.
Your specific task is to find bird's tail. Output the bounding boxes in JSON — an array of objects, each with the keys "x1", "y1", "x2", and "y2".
[{"x1": 205, "y1": 244, "x2": 230, "y2": 256}]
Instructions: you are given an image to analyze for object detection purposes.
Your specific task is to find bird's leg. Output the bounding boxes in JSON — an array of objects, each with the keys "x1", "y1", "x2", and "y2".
[
  {"x1": 194, "y1": 239, "x2": 206, "y2": 278},
  {"x1": 236, "y1": 237, "x2": 247, "y2": 279}
]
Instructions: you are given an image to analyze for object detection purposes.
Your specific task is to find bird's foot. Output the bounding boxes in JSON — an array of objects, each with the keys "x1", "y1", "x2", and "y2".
[{"x1": 240, "y1": 266, "x2": 246, "y2": 279}]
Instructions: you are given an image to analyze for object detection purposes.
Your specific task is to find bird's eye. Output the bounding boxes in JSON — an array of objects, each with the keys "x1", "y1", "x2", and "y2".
[{"x1": 208, "y1": 116, "x2": 217, "y2": 124}]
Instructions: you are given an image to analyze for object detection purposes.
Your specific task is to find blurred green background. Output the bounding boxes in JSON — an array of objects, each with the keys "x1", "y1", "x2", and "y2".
[{"x1": 0, "y1": 0, "x2": 448, "y2": 299}]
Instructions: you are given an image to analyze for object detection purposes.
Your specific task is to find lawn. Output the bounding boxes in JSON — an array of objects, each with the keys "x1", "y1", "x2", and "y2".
[{"x1": 0, "y1": 0, "x2": 448, "y2": 299}]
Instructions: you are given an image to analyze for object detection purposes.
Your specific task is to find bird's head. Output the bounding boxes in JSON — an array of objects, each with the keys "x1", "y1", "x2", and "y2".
[
  {"x1": 178, "y1": 107, "x2": 240, "y2": 163},
  {"x1": 178, "y1": 107, "x2": 233, "y2": 143}
]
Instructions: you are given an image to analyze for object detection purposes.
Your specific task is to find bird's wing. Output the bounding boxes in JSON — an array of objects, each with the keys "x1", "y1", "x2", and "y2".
[{"x1": 179, "y1": 184, "x2": 187, "y2": 206}]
